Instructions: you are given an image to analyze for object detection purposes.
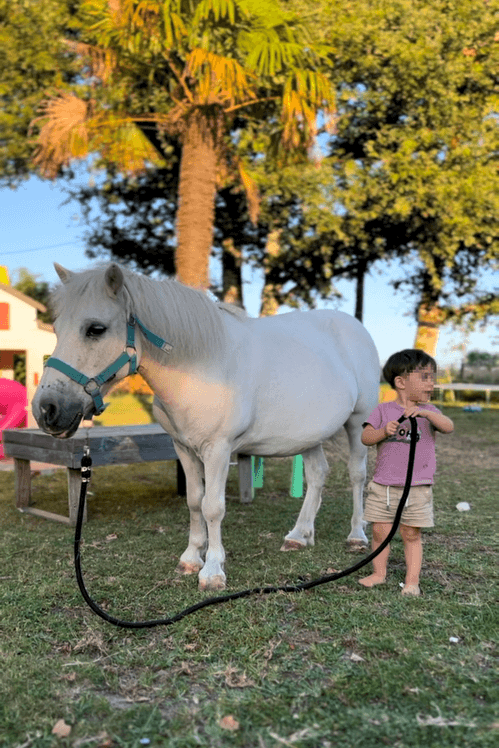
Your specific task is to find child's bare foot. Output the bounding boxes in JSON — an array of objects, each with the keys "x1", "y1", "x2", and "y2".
[
  {"x1": 401, "y1": 583, "x2": 420, "y2": 596},
  {"x1": 358, "y1": 574, "x2": 386, "y2": 588}
]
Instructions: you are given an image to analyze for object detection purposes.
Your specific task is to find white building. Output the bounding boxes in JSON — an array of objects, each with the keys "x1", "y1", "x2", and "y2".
[{"x1": 0, "y1": 283, "x2": 56, "y2": 427}]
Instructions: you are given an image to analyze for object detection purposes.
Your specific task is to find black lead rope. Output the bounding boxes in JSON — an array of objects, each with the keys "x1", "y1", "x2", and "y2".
[{"x1": 74, "y1": 415, "x2": 418, "y2": 628}]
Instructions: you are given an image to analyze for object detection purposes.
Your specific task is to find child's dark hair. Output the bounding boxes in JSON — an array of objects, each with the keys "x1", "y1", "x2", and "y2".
[{"x1": 383, "y1": 349, "x2": 437, "y2": 389}]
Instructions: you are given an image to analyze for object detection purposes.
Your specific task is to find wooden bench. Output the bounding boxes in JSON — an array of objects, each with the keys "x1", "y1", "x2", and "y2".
[{"x1": 4, "y1": 424, "x2": 254, "y2": 526}]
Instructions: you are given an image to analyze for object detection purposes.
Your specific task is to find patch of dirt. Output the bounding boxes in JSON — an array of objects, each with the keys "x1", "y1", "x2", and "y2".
[
  {"x1": 430, "y1": 533, "x2": 472, "y2": 550},
  {"x1": 436, "y1": 438, "x2": 496, "y2": 471}
]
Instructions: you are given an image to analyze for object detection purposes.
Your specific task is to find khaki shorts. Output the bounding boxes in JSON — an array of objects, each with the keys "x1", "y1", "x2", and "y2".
[{"x1": 363, "y1": 481, "x2": 434, "y2": 528}]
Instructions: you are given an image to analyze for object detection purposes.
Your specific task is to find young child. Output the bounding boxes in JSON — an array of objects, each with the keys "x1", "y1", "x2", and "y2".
[{"x1": 359, "y1": 349, "x2": 454, "y2": 596}]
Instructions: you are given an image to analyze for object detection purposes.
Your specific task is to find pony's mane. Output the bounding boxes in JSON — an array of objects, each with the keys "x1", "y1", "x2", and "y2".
[{"x1": 52, "y1": 264, "x2": 245, "y2": 365}]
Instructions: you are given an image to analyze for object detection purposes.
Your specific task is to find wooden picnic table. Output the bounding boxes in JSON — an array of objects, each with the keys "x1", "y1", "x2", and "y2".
[{"x1": 3, "y1": 424, "x2": 185, "y2": 526}]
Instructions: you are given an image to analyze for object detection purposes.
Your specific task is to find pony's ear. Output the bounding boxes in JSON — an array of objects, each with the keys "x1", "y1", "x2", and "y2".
[
  {"x1": 54, "y1": 263, "x2": 73, "y2": 284},
  {"x1": 105, "y1": 264, "x2": 124, "y2": 297}
]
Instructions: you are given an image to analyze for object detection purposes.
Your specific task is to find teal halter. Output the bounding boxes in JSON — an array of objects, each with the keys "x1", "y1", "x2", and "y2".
[{"x1": 44, "y1": 315, "x2": 173, "y2": 415}]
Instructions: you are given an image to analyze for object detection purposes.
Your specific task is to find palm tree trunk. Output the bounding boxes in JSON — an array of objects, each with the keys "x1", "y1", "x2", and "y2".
[
  {"x1": 176, "y1": 116, "x2": 218, "y2": 289},
  {"x1": 414, "y1": 304, "x2": 446, "y2": 357}
]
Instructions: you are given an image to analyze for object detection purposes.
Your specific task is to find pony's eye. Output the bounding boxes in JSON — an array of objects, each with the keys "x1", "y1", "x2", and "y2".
[{"x1": 86, "y1": 323, "x2": 107, "y2": 338}]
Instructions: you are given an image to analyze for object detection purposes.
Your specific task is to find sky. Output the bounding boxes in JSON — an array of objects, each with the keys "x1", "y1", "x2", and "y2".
[{"x1": 1, "y1": 173, "x2": 497, "y2": 368}]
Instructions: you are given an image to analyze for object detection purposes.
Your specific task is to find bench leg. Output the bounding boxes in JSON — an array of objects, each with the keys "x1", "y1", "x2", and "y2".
[
  {"x1": 176, "y1": 460, "x2": 186, "y2": 496},
  {"x1": 68, "y1": 468, "x2": 86, "y2": 526},
  {"x1": 14, "y1": 458, "x2": 32, "y2": 510},
  {"x1": 238, "y1": 455, "x2": 254, "y2": 504}
]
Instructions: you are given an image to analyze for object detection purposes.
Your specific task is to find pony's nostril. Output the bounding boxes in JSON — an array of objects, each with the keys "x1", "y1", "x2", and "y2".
[{"x1": 40, "y1": 400, "x2": 58, "y2": 426}]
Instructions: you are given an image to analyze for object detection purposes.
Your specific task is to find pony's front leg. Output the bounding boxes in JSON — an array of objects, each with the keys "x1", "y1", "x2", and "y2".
[
  {"x1": 173, "y1": 441, "x2": 207, "y2": 576},
  {"x1": 197, "y1": 443, "x2": 232, "y2": 591},
  {"x1": 281, "y1": 445, "x2": 329, "y2": 551}
]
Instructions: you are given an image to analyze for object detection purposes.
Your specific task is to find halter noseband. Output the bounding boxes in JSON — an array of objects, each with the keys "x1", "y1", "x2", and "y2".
[{"x1": 44, "y1": 315, "x2": 173, "y2": 415}]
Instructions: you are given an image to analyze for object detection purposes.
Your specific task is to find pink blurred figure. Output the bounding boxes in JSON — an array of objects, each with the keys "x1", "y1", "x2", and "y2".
[{"x1": 0, "y1": 378, "x2": 27, "y2": 459}]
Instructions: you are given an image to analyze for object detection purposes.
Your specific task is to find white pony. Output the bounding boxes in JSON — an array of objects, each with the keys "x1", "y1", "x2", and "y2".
[{"x1": 32, "y1": 264, "x2": 380, "y2": 590}]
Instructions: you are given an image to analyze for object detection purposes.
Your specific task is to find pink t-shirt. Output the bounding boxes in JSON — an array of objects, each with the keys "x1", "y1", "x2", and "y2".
[{"x1": 364, "y1": 400, "x2": 442, "y2": 487}]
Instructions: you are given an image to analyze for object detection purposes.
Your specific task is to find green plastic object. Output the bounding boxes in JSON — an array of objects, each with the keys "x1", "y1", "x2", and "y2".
[
  {"x1": 252, "y1": 456, "x2": 264, "y2": 488},
  {"x1": 290, "y1": 455, "x2": 304, "y2": 498}
]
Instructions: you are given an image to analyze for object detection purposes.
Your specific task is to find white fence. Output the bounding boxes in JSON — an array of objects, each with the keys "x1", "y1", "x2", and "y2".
[{"x1": 434, "y1": 382, "x2": 499, "y2": 404}]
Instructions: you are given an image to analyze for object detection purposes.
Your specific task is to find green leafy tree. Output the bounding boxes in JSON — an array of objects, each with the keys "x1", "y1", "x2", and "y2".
[
  {"x1": 466, "y1": 351, "x2": 498, "y2": 367},
  {"x1": 0, "y1": 0, "x2": 78, "y2": 185},
  {"x1": 211, "y1": 0, "x2": 499, "y2": 328},
  {"x1": 318, "y1": 0, "x2": 499, "y2": 349},
  {"x1": 243, "y1": 0, "x2": 498, "y2": 333},
  {"x1": 30, "y1": 0, "x2": 336, "y2": 290}
]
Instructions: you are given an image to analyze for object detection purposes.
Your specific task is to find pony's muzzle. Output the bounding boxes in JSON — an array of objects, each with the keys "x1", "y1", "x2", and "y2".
[{"x1": 35, "y1": 395, "x2": 85, "y2": 438}]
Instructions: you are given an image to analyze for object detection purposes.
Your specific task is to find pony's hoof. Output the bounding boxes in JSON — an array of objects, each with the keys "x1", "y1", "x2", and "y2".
[
  {"x1": 198, "y1": 575, "x2": 226, "y2": 592},
  {"x1": 280, "y1": 539, "x2": 307, "y2": 552},
  {"x1": 175, "y1": 561, "x2": 202, "y2": 576},
  {"x1": 346, "y1": 539, "x2": 368, "y2": 553}
]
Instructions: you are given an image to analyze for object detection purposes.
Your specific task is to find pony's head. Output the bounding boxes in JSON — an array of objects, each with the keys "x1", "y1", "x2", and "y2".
[{"x1": 32, "y1": 263, "x2": 141, "y2": 437}]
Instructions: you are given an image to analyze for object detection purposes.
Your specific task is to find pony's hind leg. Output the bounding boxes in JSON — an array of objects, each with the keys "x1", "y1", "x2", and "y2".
[
  {"x1": 173, "y1": 441, "x2": 207, "y2": 576},
  {"x1": 281, "y1": 445, "x2": 329, "y2": 551},
  {"x1": 344, "y1": 413, "x2": 369, "y2": 549}
]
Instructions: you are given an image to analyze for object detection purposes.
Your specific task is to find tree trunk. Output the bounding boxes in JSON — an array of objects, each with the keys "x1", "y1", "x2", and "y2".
[
  {"x1": 414, "y1": 304, "x2": 446, "y2": 357},
  {"x1": 260, "y1": 229, "x2": 282, "y2": 316},
  {"x1": 176, "y1": 116, "x2": 218, "y2": 289},
  {"x1": 222, "y1": 238, "x2": 243, "y2": 306},
  {"x1": 354, "y1": 258, "x2": 367, "y2": 322}
]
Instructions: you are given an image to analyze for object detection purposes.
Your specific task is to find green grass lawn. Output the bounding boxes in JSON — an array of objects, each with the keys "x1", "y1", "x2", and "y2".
[{"x1": 0, "y1": 408, "x2": 497, "y2": 747}]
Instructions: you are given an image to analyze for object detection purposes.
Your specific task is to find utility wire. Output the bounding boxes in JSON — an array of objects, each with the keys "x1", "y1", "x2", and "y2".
[{"x1": 2, "y1": 240, "x2": 83, "y2": 256}]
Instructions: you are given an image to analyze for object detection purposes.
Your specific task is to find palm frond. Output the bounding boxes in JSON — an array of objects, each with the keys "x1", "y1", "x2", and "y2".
[
  {"x1": 193, "y1": 0, "x2": 242, "y2": 27},
  {"x1": 31, "y1": 93, "x2": 90, "y2": 178},
  {"x1": 236, "y1": 158, "x2": 260, "y2": 224},
  {"x1": 243, "y1": 29, "x2": 303, "y2": 77},
  {"x1": 186, "y1": 48, "x2": 256, "y2": 105},
  {"x1": 281, "y1": 69, "x2": 336, "y2": 149},
  {"x1": 64, "y1": 39, "x2": 118, "y2": 84},
  {"x1": 97, "y1": 115, "x2": 167, "y2": 174},
  {"x1": 162, "y1": 5, "x2": 189, "y2": 49},
  {"x1": 31, "y1": 91, "x2": 167, "y2": 178}
]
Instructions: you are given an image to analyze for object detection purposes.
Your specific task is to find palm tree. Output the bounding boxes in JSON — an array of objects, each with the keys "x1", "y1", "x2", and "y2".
[
  {"x1": 32, "y1": 0, "x2": 335, "y2": 289},
  {"x1": 413, "y1": 304, "x2": 447, "y2": 358}
]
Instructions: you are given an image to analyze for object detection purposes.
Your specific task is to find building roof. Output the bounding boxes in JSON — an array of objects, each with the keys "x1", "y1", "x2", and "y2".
[
  {"x1": 0, "y1": 283, "x2": 47, "y2": 313},
  {"x1": 36, "y1": 319, "x2": 55, "y2": 333}
]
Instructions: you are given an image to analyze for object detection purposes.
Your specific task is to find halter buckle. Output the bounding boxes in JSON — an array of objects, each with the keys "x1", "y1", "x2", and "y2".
[{"x1": 83, "y1": 379, "x2": 100, "y2": 398}]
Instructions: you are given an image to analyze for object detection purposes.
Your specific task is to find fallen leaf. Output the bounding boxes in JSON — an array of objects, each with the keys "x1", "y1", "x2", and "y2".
[
  {"x1": 224, "y1": 665, "x2": 256, "y2": 688},
  {"x1": 417, "y1": 714, "x2": 476, "y2": 727},
  {"x1": 219, "y1": 715, "x2": 240, "y2": 731},
  {"x1": 106, "y1": 533, "x2": 118, "y2": 541},
  {"x1": 51, "y1": 719, "x2": 71, "y2": 738},
  {"x1": 72, "y1": 733, "x2": 110, "y2": 748},
  {"x1": 349, "y1": 652, "x2": 364, "y2": 662},
  {"x1": 341, "y1": 650, "x2": 364, "y2": 662}
]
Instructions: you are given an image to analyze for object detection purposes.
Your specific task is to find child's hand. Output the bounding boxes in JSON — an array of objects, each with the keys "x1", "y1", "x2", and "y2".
[
  {"x1": 384, "y1": 420, "x2": 399, "y2": 438},
  {"x1": 403, "y1": 405, "x2": 424, "y2": 419}
]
